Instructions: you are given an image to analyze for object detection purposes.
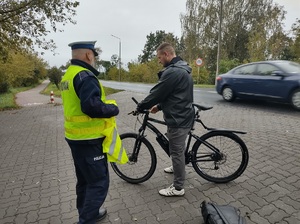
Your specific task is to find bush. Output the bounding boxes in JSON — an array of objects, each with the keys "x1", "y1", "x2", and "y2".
[
  {"x1": 219, "y1": 59, "x2": 240, "y2": 74},
  {"x1": 0, "y1": 81, "x2": 9, "y2": 93},
  {"x1": 0, "y1": 71, "x2": 9, "y2": 93}
]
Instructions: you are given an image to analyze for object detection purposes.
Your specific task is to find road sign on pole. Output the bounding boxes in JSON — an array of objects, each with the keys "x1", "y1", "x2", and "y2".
[
  {"x1": 195, "y1": 58, "x2": 204, "y2": 84},
  {"x1": 195, "y1": 58, "x2": 203, "y2": 67}
]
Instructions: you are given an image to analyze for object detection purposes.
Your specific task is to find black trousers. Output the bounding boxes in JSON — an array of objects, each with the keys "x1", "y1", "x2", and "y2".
[{"x1": 68, "y1": 142, "x2": 109, "y2": 224}]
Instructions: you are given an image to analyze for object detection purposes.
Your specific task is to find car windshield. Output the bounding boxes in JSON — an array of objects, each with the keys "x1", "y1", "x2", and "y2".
[{"x1": 276, "y1": 61, "x2": 300, "y2": 73}]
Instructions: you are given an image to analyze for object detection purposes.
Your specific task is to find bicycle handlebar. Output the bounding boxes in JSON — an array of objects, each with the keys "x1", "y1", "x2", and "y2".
[
  {"x1": 130, "y1": 97, "x2": 213, "y2": 116},
  {"x1": 132, "y1": 97, "x2": 139, "y2": 105},
  {"x1": 128, "y1": 97, "x2": 149, "y2": 115}
]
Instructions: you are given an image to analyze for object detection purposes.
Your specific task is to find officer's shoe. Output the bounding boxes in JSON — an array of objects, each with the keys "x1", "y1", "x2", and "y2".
[{"x1": 96, "y1": 208, "x2": 107, "y2": 222}]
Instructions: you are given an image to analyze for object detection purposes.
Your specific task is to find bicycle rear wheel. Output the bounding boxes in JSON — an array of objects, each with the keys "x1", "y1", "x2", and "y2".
[
  {"x1": 191, "y1": 131, "x2": 249, "y2": 183},
  {"x1": 110, "y1": 133, "x2": 157, "y2": 184}
]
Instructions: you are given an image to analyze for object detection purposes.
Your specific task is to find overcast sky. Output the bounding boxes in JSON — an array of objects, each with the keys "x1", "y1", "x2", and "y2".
[{"x1": 41, "y1": 0, "x2": 300, "y2": 68}]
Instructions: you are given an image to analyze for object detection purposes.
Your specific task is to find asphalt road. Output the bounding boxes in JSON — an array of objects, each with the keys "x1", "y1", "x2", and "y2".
[
  {"x1": 101, "y1": 80, "x2": 218, "y2": 106},
  {"x1": 101, "y1": 80, "x2": 298, "y2": 113}
]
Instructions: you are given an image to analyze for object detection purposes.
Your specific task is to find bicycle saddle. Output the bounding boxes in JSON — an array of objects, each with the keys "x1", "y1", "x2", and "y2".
[{"x1": 192, "y1": 103, "x2": 213, "y2": 111}]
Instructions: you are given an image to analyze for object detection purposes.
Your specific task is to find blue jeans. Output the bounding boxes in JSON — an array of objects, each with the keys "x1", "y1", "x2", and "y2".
[{"x1": 68, "y1": 142, "x2": 109, "y2": 224}]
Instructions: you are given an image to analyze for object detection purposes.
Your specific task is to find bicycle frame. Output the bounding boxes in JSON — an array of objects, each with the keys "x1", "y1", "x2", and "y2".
[
  {"x1": 133, "y1": 106, "x2": 247, "y2": 165},
  {"x1": 146, "y1": 117, "x2": 224, "y2": 164},
  {"x1": 112, "y1": 98, "x2": 249, "y2": 184}
]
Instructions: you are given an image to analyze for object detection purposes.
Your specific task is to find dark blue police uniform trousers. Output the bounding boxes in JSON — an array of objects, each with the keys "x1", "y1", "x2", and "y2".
[{"x1": 68, "y1": 141, "x2": 109, "y2": 224}]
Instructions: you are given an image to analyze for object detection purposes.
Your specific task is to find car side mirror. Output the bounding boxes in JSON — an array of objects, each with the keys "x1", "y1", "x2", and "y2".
[{"x1": 271, "y1": 70, "x2": 284, "y2": 76}]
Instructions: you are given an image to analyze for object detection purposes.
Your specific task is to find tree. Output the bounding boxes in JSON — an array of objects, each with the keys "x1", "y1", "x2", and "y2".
[
  {"x1": 107, "y1": 67, "x2": 119, "y2": 81},
  {"x1": 22, "y1": 52, "x2": 47, "y2": 86},
  {"x1": 0, "y1": 0, "x2": 79, "y2": 61},
  {"x1": 48, "y1": 67, "x2": 63, "y2": 89},
  {"x1": 290, "y1": 19, "x2": 300, "y2": 62},
  {"x1": 0, "y1": 50, "x2": 46, "y2": 88},
  {"x1": 138, "y1": 31, "x2": 181, "y2": 63},
  {"x1": 180, "y1": 0, "x2": 287, "y2": 72},
  {"x1": 98, "y1": 60, "x2": 113, "y2": 79},
  {"x1": 127, "y1": 59, "x2": 161, "y2": 83}
]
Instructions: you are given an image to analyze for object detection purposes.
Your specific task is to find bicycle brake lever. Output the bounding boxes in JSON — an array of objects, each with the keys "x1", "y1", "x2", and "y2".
[{"x1": 128, "y1": 111, "x2": 140, "y2": 116}]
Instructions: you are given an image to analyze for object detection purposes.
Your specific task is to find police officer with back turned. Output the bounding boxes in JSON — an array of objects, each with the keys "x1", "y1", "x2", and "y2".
[{"x1": 61, "y1": 41, "x2": 118, "y2": 223}]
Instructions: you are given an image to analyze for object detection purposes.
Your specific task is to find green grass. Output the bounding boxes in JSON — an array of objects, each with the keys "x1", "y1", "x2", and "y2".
[
  {"x1": 194, "y1": 84, "x2": 215, "y2": 88},
  {"x1": 0, "y1": 86, "x2": 34, "y2": 110},
  {"x1": 41, "y1": 83, "x2": 62, "y2": 97},
  {"x1": 104, "y1": 86, "x2": 123, "y2": 95}
]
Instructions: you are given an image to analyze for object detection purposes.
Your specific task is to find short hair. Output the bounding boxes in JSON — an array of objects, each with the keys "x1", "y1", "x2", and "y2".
[
  {"x1": 156, "y1": 42, "x2": 175, "y2": 55},
  {"x1": 71, "y1": 48, "x2": 89, "y2": 59}
]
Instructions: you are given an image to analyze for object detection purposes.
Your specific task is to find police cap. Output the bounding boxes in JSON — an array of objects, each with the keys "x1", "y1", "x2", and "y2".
[{"x1": 68, "y1": 41, "x2": 98, "y2": 56}]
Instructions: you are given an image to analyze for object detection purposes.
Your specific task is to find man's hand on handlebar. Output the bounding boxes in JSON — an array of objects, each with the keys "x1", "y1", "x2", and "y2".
[
  {"x1": 131, "y1": 97, "x2": 157, "y2": 115},
  {"x1": 137, "y1": 105, "x2": 158, "y2": 114},
  {"x1": 136, "y1": 104, "x2": 144, "y2": 113},
  {"x1": 149, "y1": 105, "x2": 159, "y2": 114}
]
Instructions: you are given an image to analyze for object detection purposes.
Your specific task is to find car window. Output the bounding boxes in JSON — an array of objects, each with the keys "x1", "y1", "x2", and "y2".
[
  {"x1": 277, "y1": 61, "x2": 300, "y2": 73},
  {"x1": 256, "y1": 64, "x2": 279, "y2": 76},
  {"x1": 233, "y1": 64, "x2": 256, "y2": 75}
]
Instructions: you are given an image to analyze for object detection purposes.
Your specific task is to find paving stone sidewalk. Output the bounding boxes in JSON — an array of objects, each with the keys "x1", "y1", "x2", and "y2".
[
  {"x1": 15, "y1": 80, "x2": 62, "y2": 107},
  {"x1": 0, "y1": 81, "x2": 299, "y2": 224}
]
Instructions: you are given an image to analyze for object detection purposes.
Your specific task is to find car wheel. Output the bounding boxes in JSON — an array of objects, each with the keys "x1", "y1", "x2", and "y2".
[
  {"x1": 291, "y1": 89, "x2": 300, "y2": 110},
  {"x1": 222, "y1": 86, "x2": 235, "y2": 102}
]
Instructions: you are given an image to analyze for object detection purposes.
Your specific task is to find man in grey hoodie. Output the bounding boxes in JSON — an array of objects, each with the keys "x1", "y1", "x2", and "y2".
[{"x1": 137, "y1": 42, "x2": 194, "y2": 196}]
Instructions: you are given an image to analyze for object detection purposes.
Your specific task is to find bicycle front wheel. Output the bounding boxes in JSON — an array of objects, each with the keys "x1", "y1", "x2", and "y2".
[
  {"x1": 191, "y1": 131, "x2": 249, "y2": 183},
  {"x1": 110, "y1": 133, "x2": 157, "y2": 184}
]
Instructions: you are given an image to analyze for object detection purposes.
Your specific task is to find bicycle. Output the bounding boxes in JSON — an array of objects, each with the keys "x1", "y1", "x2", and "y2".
[{"x1": 111, "y1": 97, "x2": 249, "y2": 184}]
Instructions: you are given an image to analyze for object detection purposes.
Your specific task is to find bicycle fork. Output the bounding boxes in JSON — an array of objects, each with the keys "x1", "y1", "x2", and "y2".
[{"x1": 128, "y1": 135, "x2": 144, "y2": 163}]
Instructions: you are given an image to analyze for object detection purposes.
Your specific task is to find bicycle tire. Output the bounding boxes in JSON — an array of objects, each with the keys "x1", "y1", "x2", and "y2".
[
  {"x1": 110, "y1": 133, "x2": 157, "y2": 184},
  {"x1": 191, "y1": 131, "x2": 249, "y2": 183}
]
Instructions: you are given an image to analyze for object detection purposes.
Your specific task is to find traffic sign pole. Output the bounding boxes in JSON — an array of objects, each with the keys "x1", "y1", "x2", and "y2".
[{"x1": 195, "y1": 58, "x2": 203, "y2": 84}]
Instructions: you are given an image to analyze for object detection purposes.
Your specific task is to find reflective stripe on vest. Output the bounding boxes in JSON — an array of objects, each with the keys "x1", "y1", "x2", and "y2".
[
  {"x1": 61, "y1": 65, "x2": 106, "y2": 140},
  {"x1": 102, "y1": 115, "x2": 128, "y2": 164}
]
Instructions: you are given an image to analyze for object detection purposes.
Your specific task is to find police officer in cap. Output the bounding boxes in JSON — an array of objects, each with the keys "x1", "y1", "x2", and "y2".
[{"x1": 61, "y1": 41, "x2": 119, "y2": 223}]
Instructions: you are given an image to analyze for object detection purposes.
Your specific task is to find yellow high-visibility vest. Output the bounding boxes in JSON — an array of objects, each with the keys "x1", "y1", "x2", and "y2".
[
  {"x1": 61, "y1": 65, "x2": 106, "y2": 140},
  {"x1": 102, "y1": 100, "x2": 128, "y2": 164},
  {"x1": 61, "y1": 65, "x2": 128, "y2": 164}
]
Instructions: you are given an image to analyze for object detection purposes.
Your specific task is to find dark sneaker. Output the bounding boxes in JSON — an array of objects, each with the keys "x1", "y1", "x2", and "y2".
[{"x1": 96, "y1": 208, "x2": 107, "y2": 222}]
